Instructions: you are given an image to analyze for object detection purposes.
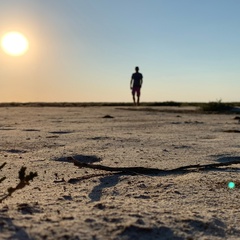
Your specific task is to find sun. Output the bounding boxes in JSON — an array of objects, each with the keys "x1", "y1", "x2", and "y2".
[{"x1": 1, "y1": 32, "x2": 29, "y2": 56}]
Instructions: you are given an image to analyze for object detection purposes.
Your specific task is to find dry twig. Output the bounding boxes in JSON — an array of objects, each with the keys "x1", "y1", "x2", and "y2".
[
  {"x1": 0, "y1": 166, "x2": 38, "y2": 203},
  {"x1": 68, "y1": 157, "x2": 240, "y2": 175}
]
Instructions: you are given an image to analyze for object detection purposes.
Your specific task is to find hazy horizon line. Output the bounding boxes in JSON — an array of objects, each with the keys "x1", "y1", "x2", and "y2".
[{"x1": 0, "y1": 101, "x2": 238, "y2": 107}]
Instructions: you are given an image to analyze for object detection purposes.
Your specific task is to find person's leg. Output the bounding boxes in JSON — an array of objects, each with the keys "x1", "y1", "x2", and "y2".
[
  {"x1": 137, "y1": 88, "x2": 141, "y2": 106},
  {"x1": 133, "y1": 95, "x2": 136, "y2": 105},
  {"x1": 132, "y1": 88, "x2": 136, "y2": 105}
]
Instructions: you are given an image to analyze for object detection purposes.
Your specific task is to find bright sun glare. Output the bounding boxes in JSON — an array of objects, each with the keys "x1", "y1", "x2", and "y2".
[{"x1": 1, "y1": 32, "x2": 29, "y2": 56}]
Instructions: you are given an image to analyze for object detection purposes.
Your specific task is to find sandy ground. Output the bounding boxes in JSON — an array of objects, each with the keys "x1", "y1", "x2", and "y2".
[{"x1": 0, "y1": 106, "x2": 240, "y2": 240}]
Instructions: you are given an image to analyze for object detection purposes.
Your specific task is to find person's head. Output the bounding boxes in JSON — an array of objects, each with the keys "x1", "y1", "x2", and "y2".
[{"x1": 135, "y1": 66, "x2": 139, "y2": 72}]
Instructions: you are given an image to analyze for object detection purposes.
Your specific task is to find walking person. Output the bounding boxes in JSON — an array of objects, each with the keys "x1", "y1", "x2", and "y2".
[{"x1": 130, "y1": 66, "x2": 143, "y2": 106}]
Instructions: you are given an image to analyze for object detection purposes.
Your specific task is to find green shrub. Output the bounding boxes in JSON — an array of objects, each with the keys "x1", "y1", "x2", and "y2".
[{"x1": 201, "y1": 100, "x2": 233, "y2": 112}]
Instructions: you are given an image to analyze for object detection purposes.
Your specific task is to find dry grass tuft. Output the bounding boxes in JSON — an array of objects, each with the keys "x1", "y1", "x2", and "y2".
[{"x1": 0, "y1": 164, "x2": 38, "y2": 203}]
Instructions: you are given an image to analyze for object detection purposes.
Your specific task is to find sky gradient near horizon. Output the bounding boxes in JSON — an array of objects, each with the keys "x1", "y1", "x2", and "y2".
[{"x1": 1, "y1": 0, "x2": 240, "y2": 102}]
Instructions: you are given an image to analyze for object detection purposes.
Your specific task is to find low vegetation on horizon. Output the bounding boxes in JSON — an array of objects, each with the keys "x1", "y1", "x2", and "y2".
[{"x1": 0, "y1": 100, "x2": 237, "y2": 113}]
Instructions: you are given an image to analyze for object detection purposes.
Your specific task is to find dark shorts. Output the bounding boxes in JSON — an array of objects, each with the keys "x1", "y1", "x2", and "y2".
[{"x1": 132, "y1": 87, "x2": 141, "y2": 97}]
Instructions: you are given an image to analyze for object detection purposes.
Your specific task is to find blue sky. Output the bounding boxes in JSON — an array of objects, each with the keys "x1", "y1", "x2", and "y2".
[{"x1": 0, "y1": 0, "x2": 240, "y2": 102}]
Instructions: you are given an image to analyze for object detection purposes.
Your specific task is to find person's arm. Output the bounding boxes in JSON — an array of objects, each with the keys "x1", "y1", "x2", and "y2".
[
  {"x1": 140, "y1": 75, "x2": 143, "y2": 87},
  {"x1": 130, "y1": 76, "x2": 133, "y2": 89}
]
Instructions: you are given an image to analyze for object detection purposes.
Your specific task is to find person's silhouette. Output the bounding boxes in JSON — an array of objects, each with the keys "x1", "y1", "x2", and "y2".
[{"x1": 130, "y1": 66, "x2": 143, "y2": 106}]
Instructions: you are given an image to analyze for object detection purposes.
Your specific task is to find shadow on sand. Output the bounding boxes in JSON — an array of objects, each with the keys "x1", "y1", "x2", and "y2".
[
  {"x1": 216, "y1": 156, "x2": 240, "y2": 163},
  {"x1": 89, "y1": 174, "x2": 121, "y2": 202},
  {"x1": 119, "y1": 225, "x2": 184, "y2": 240},
  {"x1": 0, "y1": 212, "x2": 32, "y2": 240},
  {"x1": 55, "y1": 154, "x2": 102, "y2": 164}
]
